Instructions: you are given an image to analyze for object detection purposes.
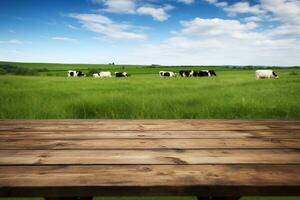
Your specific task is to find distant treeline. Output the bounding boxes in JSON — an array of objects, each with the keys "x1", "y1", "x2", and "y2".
[
  {"x1": 0, "y1": 63, "x2": 299, "y2": 77},
  {"x1": 146, "y1": 64, "x2": 300, "y2": 69},
  {"x1": 0, "y1": 64, "x2": 48, "y2": 75},
  {"x1": 229, "y1": 65, "x2": 300, "y2": 69}
]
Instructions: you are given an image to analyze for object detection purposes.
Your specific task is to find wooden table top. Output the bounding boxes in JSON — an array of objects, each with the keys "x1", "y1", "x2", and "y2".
[{"x1": 0, "y1": 119, "x2": 299, "y2": 197}]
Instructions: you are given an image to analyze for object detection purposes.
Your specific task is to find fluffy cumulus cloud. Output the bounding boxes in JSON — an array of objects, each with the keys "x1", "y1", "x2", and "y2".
[
  {"x1": 91, "y1": 0, "x2": 173, "y2": 21},
  {"x1": 205, "y1": 0, "x2": 300, "y2": 24},
  {"x1": 63, "y1": 0, "x2": 299, "y2": 65},
  {"x1": 204, "y1": 0, "x2": 228, "y2": 8},
  {"x1": 180, "y1": 18, "x2": 257, "y2": 38},
  {"x1": 223, "y1": 2, "x2": 265, "y2": 16},
  {"x1": 244, "y1": 16, "x2": 263, "y2": 22},
  {"x1": 204, "y1": 0, "x2": 300, "y2": 37},
  {"x1": 92, "y1": 0, "x2": 136, "y2": 14},
  {"x1": 123, "y1": 13, "x2": 300, "y2": 65},
  {"x1": 204, "y1": 0, "x2": 264, "y2": 15},
  {"x1": 177, "y1": 0, "x2": 194, "y2": 4},
  {"x1": 69, "y1": 13, "x2": 147, "y2": 40},
  {"x1": 136, "y1": 5, "x2": 173, "y2": 21},
  {"x1": 261, "y1": 0, "x2": 300, "y2": 25}
]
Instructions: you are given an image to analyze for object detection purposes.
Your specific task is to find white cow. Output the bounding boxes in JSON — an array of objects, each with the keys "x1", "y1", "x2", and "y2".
[
  {"x1": 256, "y1": 70, "x2": 279, "y2": 79},
  {"x1": 93, "y1": 73, "x2": 100, "y2": 77},
  {"x1": 99, "y1": 71, "x2": 112, "y2": 78}
]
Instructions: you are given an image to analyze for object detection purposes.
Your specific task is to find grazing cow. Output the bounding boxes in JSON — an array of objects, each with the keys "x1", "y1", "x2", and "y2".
[
  {"x1": 256, "y1": 70, "x2": 278, "y2": 79},
  {"x1": 209, "y1": 70, "x2": 217, "y2": 76},
  {"x1": 99, "y1": 71, "x2": 112, "y2": 78},
  {"x1": 195, "y1": 70, "x2": 217, "y2": 77},
  {"x1": 159, "y1": 71, "x2": 176, "y2": 77},
  {"x1": 115, "y1": 72, "x2": 129, "y2": 77},
  {"x1": 192, "y1": 71, "x2": 199, "y2": 77},
  {"x1": 179, "y1": 70, "x2": 194, "y2": 77},
  {"x1": 68, "y1": 70, "x2": 85, "y2": 77},
  {"x1": 93, "y1": 73, "x2": 100, "y2": 77}
]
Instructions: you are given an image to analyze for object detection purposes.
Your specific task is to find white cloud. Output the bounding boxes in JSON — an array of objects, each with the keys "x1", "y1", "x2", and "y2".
[
  {"x1": 136, "y1": 5, "x2": 173, "y2": 21},
  {"x1": 261, "y1": 0, "x2": 300, "y2": 36},
  {"x1": 93, "y1": 0, "x2": 136, "y2": 14},
  {"x1": 204, "y1": 0, "x2": 227, "y2": 7},
  {"x1": 204, "y1": 0, "x2": 265, "y2": 15},
  {"x1": 69, "y1": 13, "x2": 147, "y2": 40},
  {"x1": 261, "y1": 0, "x2": 300, "y2": 25},
  {"x1": 205, "y1": 0, "x2": 218, "y2": 3},
  {"x1": 52, "y1": 37, "x2": 78, "y2": 42},
  {"x1": 0, "y1": 39, "x2": 30, "y2": 44},
  {"x1": 205, "y1": 0, "x2": 300, "y2": 25},
  {"x1": 244, "y1": 16, "x2": 263, "y2": 22},
  {"x1": 267, "y1": 24, "x2": 300, "y2": 37},
  {"x1": 223, "y1": 2, "x2": 265, "y2": 16},
  {"x1": 91, "y1": 0, "x2": 173, "y2": 21},
  {"x1": 180, "y1": 18, "x2": 257, "y2": 38},
  {"x1": 203, "y1": 0, "x2": 300, "y2": 38},
  {"x1": 177, "y1": 0, "x2": 194, "y2": 4},
  {"x1": 121, "y1": 16, "x2": 300, "y2": 66}
]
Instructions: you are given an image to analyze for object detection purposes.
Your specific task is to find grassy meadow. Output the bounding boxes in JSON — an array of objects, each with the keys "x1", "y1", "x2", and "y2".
[
  {"x1": 0, "y1": 62, "x2": 299, "y2": 119},
  {"x1": 0, "y1": 62, "x2": 300, "y2": 200}
]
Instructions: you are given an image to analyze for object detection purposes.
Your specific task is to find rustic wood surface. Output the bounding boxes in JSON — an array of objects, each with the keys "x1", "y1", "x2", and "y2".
[{"x1": 0, "y1": 119, "x2": 299, "y2": 197}]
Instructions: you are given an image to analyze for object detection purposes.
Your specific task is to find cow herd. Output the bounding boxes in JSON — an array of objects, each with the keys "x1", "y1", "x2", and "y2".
[
  {"x1": 67, "y1": 69, "x2": 279, "y2": 79},
  {"x1": 67, "y1": 70, "x2": 128, "y2": 78}
]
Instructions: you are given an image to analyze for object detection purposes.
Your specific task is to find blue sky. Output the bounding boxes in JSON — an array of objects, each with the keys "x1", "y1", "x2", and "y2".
[{"x1": 0, "y1": 0, "x2": 299, "y2": 66}]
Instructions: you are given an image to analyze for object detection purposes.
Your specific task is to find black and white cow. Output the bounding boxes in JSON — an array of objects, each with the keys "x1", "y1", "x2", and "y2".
[
  {"x1": 115, "y1": 72, "x2": 129, "y2": 77},
  {"x1": 159, "y1": 71, "x2": 176, "y2": 77},
  {"x1": 179, "y1": 70, "x2": 194, "y2": 77},
  {"x1": 68, "y1": 70, "x2": 85, "y2": 77},
  {"x1": 209, "y1": 70, "x2": 217, "y2": 76},
  {"x1": 194, "y1": 70, "x2": 217, "y2": 77}
]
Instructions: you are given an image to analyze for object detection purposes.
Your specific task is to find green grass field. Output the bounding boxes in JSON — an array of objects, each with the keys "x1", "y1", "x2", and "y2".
[
  {"x1": 0, "y1": 62, "x2": 300, "y2": 200},
  {"x1": 0, "y1": 66, "x2": 299, "y2": 119}
]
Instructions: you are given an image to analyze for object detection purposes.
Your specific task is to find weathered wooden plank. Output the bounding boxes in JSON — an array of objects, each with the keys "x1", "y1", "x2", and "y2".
[
  {"x1": 1, "y1": 165, "x2": 299, "y2": 186},
  {"x1": 0, "y1": 138, "x2": 299, "y2": 150},
  {"x1": 0, "y1": 149, "x2": 299, "y2": 165},
  {"x1": 0, "y1": 120, "x2": 299, "y2": 131},
  {"x1": 0, "y1": 130, "x2": 299, "y2": 139},
  {"x1": 0, "y1": 165, "x2": 299, "y2": 196},
  {"x1": 0, "y1": 125, "x2": 298, "y2": 131},
  {"x1": 0, "y1": 120, "x2": 299, "y2": 197}
]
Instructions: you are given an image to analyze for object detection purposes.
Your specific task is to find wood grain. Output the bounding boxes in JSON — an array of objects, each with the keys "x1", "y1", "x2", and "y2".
[
  {"x1": 0, "y1": 149, "x2": 299, "y2": 165},
  {"x1": 0, "y1": 120, "x2": 299, "y2": 131},
  {"x1": 1, "y1": 165, "x2": 299, "y2": 186},
  {"x1": 0, "y1": 119, "x2": 299, "y2": 197},
  {"x1": 0, "y1": 138, "x2": 299, "y2": 150},
  {"x1": 0, "y1": 165, "x2": 299, "y2": 196},
  {"x1": 0, "y1": 130, "x2": 299, "y2": 139}
]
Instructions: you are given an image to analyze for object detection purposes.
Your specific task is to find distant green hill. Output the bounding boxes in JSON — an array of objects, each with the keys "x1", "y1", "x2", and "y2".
[
  {"x1": 0, "y1": 61, "x2": 299, "y2": 77},
  {"x1": 0, "y1": 61, "x2": 142, "y2": 71}
]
